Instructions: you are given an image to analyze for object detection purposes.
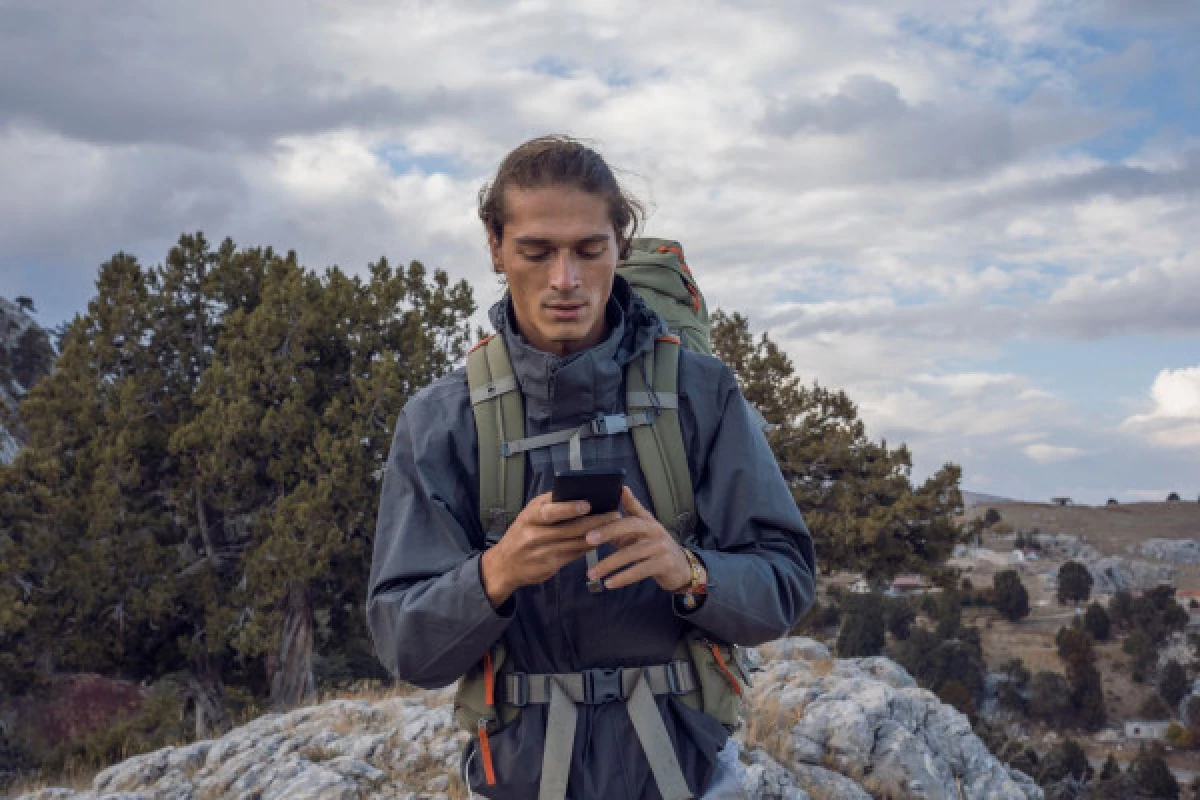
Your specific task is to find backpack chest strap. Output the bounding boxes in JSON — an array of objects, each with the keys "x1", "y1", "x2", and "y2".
[{"x1": 499, "y1": 410, "x2": 662, "y2": 471}]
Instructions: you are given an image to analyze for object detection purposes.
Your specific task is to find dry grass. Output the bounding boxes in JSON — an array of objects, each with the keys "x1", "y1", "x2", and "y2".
[{"x1": 742, "y1": 696, "x2": 806, "y2": 769}]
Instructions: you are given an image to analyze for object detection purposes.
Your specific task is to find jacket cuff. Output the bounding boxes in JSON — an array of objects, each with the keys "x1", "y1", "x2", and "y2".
[{"x1": 475, "y1": 552, "x2": 516, "y2": 619}]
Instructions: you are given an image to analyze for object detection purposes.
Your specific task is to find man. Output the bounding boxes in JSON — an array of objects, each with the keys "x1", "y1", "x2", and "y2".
[{"x1": 368, "y1": 136, "x2": 816, "y2": 799}]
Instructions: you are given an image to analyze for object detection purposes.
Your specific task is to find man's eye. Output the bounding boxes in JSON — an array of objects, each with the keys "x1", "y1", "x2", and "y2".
[
  {"x1": 523, "y1": 251, "x2": 551, "y2": 262},
  {"x1": 580, "y1": 248, "x2": 606, "y2": 259}
]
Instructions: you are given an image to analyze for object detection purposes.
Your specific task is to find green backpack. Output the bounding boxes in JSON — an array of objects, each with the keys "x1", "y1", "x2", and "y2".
[{"x1": 456, "y1": 238, "x2": 747, "y2": 799}]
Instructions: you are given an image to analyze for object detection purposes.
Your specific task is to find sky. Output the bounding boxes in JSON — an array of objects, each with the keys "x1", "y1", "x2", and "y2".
[{"x1": 1, "y1": 0, "x2": 1198, "y2": 506}]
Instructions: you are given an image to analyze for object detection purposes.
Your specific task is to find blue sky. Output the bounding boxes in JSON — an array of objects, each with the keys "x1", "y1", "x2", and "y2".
[{"x1": 1, "y1": 0, "x2": 1198, "y2": 505}]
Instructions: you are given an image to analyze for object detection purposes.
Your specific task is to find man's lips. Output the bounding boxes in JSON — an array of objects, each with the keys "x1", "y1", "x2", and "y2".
[{"x1": 545, "y1": 303, "x2": 585, "y2": 320}]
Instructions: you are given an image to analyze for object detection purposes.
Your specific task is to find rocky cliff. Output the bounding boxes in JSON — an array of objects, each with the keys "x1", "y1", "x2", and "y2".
[
  {"x1": 15, "y1": 637, "x2": 1041, "y2": 800},
  {"x1": 0, "y1": 297, "x2": 56, "y2": 463}
]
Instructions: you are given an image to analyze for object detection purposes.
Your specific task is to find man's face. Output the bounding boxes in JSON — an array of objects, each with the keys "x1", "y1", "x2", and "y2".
[{"x1": 490, "y1": 186, "x2": 619, "y2": 357}]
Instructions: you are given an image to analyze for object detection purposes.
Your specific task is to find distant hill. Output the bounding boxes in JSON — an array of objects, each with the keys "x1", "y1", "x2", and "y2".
[
  {"x1": 962, "y1": 489, "x2": 1020, "y2": 508},
  {"x1": 0, "y1": 296, "x2": 56, "y2": 463}
]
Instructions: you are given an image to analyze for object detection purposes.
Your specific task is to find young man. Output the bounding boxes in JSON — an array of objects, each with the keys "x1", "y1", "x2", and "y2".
[{"x1": 368, "y1": 136, "x2": 816, "y2": 799}]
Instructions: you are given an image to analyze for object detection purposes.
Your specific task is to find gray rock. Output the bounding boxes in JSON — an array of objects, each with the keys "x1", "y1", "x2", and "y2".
[
  {"x1": 17, "y1": 641, "x2": 1041, "y2": 799},
  {"x1": 1141, "y1": 538, "x2": 1200, "y2": 565}
]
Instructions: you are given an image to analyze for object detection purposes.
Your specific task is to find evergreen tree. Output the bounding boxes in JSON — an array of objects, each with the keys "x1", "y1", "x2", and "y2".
[
  {"x1": 711, "y1": 311, "x2": 963, "y2": 580},
  {"x1": 1130, "y1": 743, "x2": 1179, "y2": 799},
  {"x1": 993, "y1": 570, "x2": 1031, "y2": 622},
  {"x1": 836, "y1": 592, "x2": 886, "y2": 657},
  {"x1": 1056, "y1": 561, "x2": 1093, "y2": 605},
  {"x1": 1084, "y1": 602, "x2": 1110, "y2": 641},
  {"x1": 1159, "y1": 660, "x2": 1189, "y2": 710},
  {"x1": 1, "y1": 235, "x2": 474, "y2": 730}
]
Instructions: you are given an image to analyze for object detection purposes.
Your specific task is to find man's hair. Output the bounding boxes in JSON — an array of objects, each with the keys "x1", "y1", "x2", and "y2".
[{"x1": 478, "y1": 135, "x2": 645, "y2": 261}]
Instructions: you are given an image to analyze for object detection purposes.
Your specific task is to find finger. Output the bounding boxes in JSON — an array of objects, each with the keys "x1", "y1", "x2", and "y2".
[
  {"x1": 543, "y1": 511, "x2": 622, "y2": 541},
  {"x1": 619, "y1": 486, "x2": 654, "y2": 520},
  {"x1": 585, "y1": 515, "x2": 655, "y2": 548},
  {"x1": 601, "y1": 557, "x2": 665, "y2": 590},
  {"x1": 587, "y1": 540, "x2": 658, "y2": 582},
  {"x1": 537, "y1": 499, "x2": 592, "y2": 525}
]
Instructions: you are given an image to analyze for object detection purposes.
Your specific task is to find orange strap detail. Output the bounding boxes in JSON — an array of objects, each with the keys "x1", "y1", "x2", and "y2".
[
  {"x1": 469, "y1": 334, "x2": 496, "y2": 355},
  {"x1": 656, "y1": 334, "x2": 681, "y2": 344},
  {"x1": 710, "y1": 644, "x2": 743, "y2": 697},
  {"x1": 483, "y1": 650, "x2": 495, "y2": 706},
  {"x1": 657, "y1": 245, "x2": 695, "y2": 277},
  {"x1": 478, "y1": 722, "x2": 498, "y2": 785},
  {"x1": 685, "y1": 283, "x2": 701, "y2": 312}
]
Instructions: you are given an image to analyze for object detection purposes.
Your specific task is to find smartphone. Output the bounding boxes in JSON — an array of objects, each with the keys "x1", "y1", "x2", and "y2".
[{"x1": 552, "y1": 468, "x2": 626, "y2": 515}]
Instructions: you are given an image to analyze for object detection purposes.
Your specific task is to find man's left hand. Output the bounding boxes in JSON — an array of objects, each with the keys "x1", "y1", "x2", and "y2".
[{"x1": 585, "y1": 487, "x2": 692, "y2": 592}]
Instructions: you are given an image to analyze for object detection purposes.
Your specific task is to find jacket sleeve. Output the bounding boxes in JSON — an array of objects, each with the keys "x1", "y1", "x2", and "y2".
[
  {"x1": 366, "y1": 386, "x2": 513, "y2": 689},
  {"x1": 677, "y1": 362, "x2": 817, "y2": 647}
]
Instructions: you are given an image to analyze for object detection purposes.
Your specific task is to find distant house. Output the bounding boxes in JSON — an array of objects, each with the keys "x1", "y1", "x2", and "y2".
[
  {"x1": 891, "y1": 574, "x2": 928, "y2": 594},
  {"x1": 1021, "y1": 549, "x2": 1039, "y2": 561},
  {"x1": 1125, "y1": 720, "x2": 1171, "y2": 740},
  {"x1": 848, "y1": 579, "x2": 871, "y2": 594},
  {"x1": 1051, "y1": 497, "x2": 1072, "y2": 507}
]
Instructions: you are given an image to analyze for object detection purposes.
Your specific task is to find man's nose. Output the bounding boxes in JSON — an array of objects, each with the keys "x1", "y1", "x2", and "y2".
[{"x1": 548, "y1": 251, "x2": 581, "y2": 291}]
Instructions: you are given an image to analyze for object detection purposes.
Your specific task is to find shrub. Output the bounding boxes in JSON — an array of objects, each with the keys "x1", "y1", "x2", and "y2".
[
  {"x1": 1057, "y1": 561, "x2": 1093, "y2": 605},
  {"x1": 1159, "y1": 659, "x2": 1189, "y2": 709},
  {"x1": 993, "y1": 570, "x2": 1031, "y2": 622},
  {"x1": 1083, "y1": 602, "x2": 1110, "y2": 640},
  {"x1": 836, "y1": 593, "x2": 886, "y2": 658}
]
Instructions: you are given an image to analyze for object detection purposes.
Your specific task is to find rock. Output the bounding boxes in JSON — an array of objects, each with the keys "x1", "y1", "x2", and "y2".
[
  {"x1": 1140, "y1": 538, "x2": 1200, "y2": 565},
  {"x1": 0, "y1": 296, "x2": 56, "y2": 464},
  {"x1": 16, "y1": 643, "x2": 1040, "y2": 799}
]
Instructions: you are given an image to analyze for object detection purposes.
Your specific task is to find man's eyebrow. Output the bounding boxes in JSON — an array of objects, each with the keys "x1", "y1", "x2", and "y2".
[{"x1": 512, "y1": 234, "x2": 611, "y2": 247}]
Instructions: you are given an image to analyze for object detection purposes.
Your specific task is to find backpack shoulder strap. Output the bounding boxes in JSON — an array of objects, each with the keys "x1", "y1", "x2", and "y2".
[
  {"x1": 627, "y1": 335, "x2": 696, "y2": 541},
  {"x1": 466, "y1": 334, "x2": 525, "y2": 544}
]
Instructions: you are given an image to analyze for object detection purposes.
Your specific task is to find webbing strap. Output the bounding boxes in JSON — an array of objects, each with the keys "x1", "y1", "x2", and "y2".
[
  {"x1": 628, "y1": 339, "x2": 696, "y2": 539},
  {"x1": 504, "y1": 661, "x2": 697, "y2": 705},
  {"x1": 539, "y1": 680, "x2": 577, "y2": 800},
  {"x1": 467, "y1": 336, "x2": 526, "y2": 539},
  {"x1": 528, "y1": 665, "x2": 696, "y2": 800},
  {"x1": 627, "y1": 674, "x2": 693, "y2": 800}
]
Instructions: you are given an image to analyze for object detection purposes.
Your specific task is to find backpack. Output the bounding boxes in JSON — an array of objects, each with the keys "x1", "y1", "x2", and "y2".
[{"x1": 455, "y1": 238, "x2": 747, "y2": 799}]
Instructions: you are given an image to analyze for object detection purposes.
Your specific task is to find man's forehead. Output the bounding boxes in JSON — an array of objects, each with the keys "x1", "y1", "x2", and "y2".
[{"x1": 501, "y1": 186, "x2": 615, "y2": 242}]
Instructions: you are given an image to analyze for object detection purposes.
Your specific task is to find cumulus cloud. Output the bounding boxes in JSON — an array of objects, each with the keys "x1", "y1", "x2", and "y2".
[
  {"x1": 1123, "y1": 366, "x2": 1200, "y2": 448},
  {"x1": 1, "y1": 0, "x2": 1198, "y2": 502}
]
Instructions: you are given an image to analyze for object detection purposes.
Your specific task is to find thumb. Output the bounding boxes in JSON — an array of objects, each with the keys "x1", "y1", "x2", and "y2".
[{"x1": 620, "y1": 486, "x2": 653, "y2": 520}]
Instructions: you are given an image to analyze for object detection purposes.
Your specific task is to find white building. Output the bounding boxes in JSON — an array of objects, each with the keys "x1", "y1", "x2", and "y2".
[{"x1": 1124, "y1": 720, "x2": 1171, "y2": 740}]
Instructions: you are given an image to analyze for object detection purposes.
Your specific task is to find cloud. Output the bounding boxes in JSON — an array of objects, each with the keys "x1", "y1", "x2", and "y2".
[
  {"x1": 1023, "y1": 443, "x2": 1087, "y2": 463},
  {"x1": 1, "y1": 0, "x2": 1198, "y2": 505},
  {"x1": 1122, "y1": 366, "x2": 1200, "y2": 448}
]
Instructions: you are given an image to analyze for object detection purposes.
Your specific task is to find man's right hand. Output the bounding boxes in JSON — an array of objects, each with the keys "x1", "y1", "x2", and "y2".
[{"x1": 480, "y1": 492, "x2": 619, "y2": 608}]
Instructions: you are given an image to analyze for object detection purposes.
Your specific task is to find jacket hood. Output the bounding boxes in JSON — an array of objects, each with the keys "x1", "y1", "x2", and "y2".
[{"x1": 487, "y1": 275, "x2": 664, "y2": 425}]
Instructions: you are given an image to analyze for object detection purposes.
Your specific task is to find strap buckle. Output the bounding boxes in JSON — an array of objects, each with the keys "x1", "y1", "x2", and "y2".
[
  {"x1": 590, "y1": 414, "x2": 629, "y2": 436},
  {"x1": 505, "y1": 672, "x2": 529, "y2": 708},
  {"x1": 665, "y1": 661, "x2": 686, "y2": 695},
  {"x1": 582, "y1": 667, "x2": 623, "y2": 705}
]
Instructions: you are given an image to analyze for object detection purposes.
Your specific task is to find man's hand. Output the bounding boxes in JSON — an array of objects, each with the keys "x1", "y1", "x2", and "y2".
[
  {"x1": 480, "y1": 492, "x2": 619, "y2": 608},
  {"x1": 584, "y1": 487, "x2": 693, "y2": 592}
]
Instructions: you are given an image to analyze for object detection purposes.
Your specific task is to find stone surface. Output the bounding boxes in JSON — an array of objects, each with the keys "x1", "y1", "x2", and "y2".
[
  {"x1": 16, "y1": 638, "x2": 1040, "y2": 800},
  {"x1": 1141, "y1": 538, "x2": 1200, "y2": 565},
  {"x1": 0, "y1": 296, "x2": 56, "y2": 464}
]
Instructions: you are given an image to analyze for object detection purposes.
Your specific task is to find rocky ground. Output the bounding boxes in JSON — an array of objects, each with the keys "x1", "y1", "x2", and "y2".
[{"x1": 14, "y1": 636, "x2": 1040, "y2": 800}]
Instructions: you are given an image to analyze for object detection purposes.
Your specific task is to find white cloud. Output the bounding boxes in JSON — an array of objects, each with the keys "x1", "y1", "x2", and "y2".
[
  {"x1": 1123, "y1": 366, "x2": 1200, "y2": 448},
  {"x1": 1023, "y1": 443, "x2": 1087, "y2": 463},
  {"x1": 1, "y1": 0, "x2": 1199, "y2": 503}
]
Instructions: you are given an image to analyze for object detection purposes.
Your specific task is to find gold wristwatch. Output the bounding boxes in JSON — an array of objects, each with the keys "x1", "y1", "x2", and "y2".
[{"x1": 675, "y1": 548, "x2": 708, "y2": 610}]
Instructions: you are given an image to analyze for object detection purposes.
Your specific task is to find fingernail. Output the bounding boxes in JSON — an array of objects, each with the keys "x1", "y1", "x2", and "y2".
[
  {"x1": 577, "y1": 502, "x2": 588, "y2": 514},
  {"x1": 587, "y1": 531, "x2": 601, "y2": 545},
  {"x1": 587, "y1": 569, "x2": 597, "y2": 580}
]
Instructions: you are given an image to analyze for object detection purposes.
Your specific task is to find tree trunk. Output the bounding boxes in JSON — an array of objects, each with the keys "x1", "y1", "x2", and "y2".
[
  {"x1": 189, "y1": 654, "x2": 231, "y2": 739},
  {"x1": 269, "y1": 584, "x2": 315, "y2": 709}
]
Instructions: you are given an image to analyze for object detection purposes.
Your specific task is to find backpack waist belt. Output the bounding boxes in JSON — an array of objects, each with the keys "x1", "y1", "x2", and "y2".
[{"x1": 511, "y1": 661, "x2": 698, "y2": 800}]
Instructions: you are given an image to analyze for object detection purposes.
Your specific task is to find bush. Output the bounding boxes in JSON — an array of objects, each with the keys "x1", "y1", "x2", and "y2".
[
  {"x1": 1083, "y1": 602, "x2": 1110, "y2": 640},
  {"x1": 938, "y1": 679, "x2": 976, "y2": 719},
  {"x1": 1029, "y1": 671, "x2": 1073, "y2": 727},
  {"x1": 984, "y1": 508, "x2": 1002, "y2": 526},
  {"x1": 1057, "y1": 561, "x2": 1093, "y2": 605},
  {"x1": 1159, "y1": 659, "x2": 1189, "y2": 709},
  {"x1": 993, "y1": 570, "x2": 1031, "y2": 622},
  {"x1": 1130, "y1": 743, "x2": 1179, "y2": 799},
  {"x1": 1139, "y1": 694, "x2": 1172, "y2": 720},
  {"x1": 884, "y1": 598, "x2": 917, "y2": 641},
  {"x1": 836, "y1": 593, "x2": 886, "y2": 657},
  {"x1": 1036, "y1": 738, "x2": 1092, "y2": 786}
]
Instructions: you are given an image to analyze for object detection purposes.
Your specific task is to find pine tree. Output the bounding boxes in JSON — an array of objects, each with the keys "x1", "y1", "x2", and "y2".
[
  {"x1": 711, "y1": 310, "x2": 963, "y2": 580},
  {"x1": 1, "y1": 235, "x2": 474, "y2": 731},
  {"x1": 1057, "y1": 561, "x2": 1093, "y2": 605},
  {"x1": 993, "y1": 570, "x2": 1031, "y2": 622},
  {"x1": 1159, "y1": 660, "x2": 1189, "y2": 710}
]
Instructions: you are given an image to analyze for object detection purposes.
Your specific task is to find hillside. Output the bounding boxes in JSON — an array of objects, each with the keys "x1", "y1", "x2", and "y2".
[{"x1": 11, "y1": 637, "x2": 1041, "y2": 800}]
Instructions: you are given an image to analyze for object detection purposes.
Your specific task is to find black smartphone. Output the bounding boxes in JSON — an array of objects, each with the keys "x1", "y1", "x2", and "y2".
[{"x1": 551, "y1": 468, "x2": 626, "y2": 515}]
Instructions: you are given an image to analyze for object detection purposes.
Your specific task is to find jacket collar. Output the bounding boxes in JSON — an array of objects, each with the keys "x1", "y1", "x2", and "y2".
[{"x1": 488, "y1": 275, "x2": 663, "y2": 426}]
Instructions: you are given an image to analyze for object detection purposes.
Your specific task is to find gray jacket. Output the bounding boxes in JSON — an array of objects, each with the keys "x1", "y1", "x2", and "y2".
[{"x1": 367, "y1": 277, "x2": 816, "y2": 799}]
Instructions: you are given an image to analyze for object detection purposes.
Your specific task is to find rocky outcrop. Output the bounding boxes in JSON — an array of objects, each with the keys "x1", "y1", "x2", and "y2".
[
  {"x1": 16, "y1": 638, "x2": 1040, "y2": 800},
  {"x1": 1140, "y1": 538, "x2": 1200, "y2": 565},
  {"x1": 0, "y1": 296, "x2": 56, "y2": 463}
]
